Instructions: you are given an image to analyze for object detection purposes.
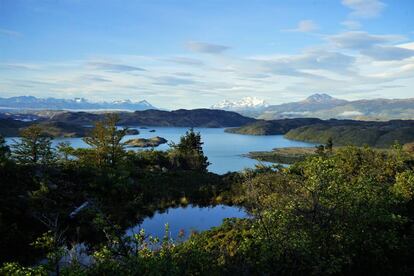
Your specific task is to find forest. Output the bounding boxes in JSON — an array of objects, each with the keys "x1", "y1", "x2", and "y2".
[{"x1": 1, "y1": 114, "x2": 414, "y2": 275}]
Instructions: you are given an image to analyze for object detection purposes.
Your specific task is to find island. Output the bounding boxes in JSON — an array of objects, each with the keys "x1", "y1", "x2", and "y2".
[
  {"x1": 125, "y1": 136, "x2": 168, "y2": 147},
  {"x1": 125, "y1": 129, "x2": 139, "y2": 135}
]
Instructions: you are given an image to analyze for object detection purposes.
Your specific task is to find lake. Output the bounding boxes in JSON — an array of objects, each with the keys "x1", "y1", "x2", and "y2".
[
  {"x1": 6, "y1": 127, "x2": 314, "y2": 174},
  {"x1": 126, "y1": 204, "x2": 247, "y2": 240}
]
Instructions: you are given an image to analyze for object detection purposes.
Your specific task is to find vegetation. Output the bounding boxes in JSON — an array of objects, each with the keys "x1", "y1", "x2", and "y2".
[
  {"x1": 1, "y1": 116, "x2": 414, "y2": 275},
  {"x1": 225, "y1": 118, "x2": 321, "y2": 135},
  {"x1": 11, "y1": 125, "x2": 55, "y2": 165},
  {"x1": 125, "y1": 136, "x2": 168, "y2": 147},
  {"x1": 226, "y1": 118, "x2": 414, "y2": 148},
  {"x1": 38, "y1": 109, "x2": 256, "y2": 128},
  {"x1": 0, "y1": 118, "x2": 88, "y2": 137},
  {"x1": 169, "y1": 128, "x2": 210, "y2": 172},
  {"x1": 286, "y1": 123, "x2": 414, "y2": 147},
  {"x1": 246, "y1": 147, "x2": 317, "y2": 164}
]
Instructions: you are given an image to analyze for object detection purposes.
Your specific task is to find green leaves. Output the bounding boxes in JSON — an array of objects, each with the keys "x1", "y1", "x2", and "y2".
[
  {"x1": 82, "y1": 114, "x2": 128, "y2": 169},
  {"x1": 241, "y1": 146, "x2": 414, "y2": 274},
  {"x1": 12, "y1": 125, "x2": 55, "y2": 165}
]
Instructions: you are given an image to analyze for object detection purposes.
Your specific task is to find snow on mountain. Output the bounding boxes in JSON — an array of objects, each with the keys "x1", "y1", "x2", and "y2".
[
  {"x1": 211, "y1": 97, "x2": 269, "y2": 111},
  {"x1": 0, "y1": 96, "x2": 157, "y2": 111},
  {"x1": 303, "y1": 93, "x2": 346, "y2": 104}
]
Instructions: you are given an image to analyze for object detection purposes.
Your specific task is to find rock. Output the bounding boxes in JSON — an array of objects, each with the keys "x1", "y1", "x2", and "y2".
[{"x1": 149, "y1": 129, "x2": 156, "y2": 132}]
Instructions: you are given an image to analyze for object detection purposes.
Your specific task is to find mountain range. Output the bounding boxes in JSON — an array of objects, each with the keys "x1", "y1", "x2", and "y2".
[
  {"x1": 0, "y1": 96, "x2": 157, "y2": 111},
  {"x1": 211, "y1": 96, "x2": 268, "y2": 112},
  {"x1": 213, "y1": 93, "x2": 414, "y2": 121}
]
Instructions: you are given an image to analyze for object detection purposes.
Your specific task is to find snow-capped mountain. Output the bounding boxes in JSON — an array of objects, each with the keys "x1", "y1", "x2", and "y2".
[
  {"x1": 0, "y1": 96, "x2": 157, "y2": 111},
  {"x1": 211, "y1": 97, "x2": 269, "y2": 111},
  {"x1": 303, "y1": 93, "x2": 347, "y2": 105}
]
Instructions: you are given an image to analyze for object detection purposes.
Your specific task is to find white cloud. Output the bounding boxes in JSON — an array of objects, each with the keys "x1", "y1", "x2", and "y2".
[
  {"x1": 329, "y1": 31, "x2": 404, "y2": 49},
  {"x1": 341, "y1": 20, "x2": 362, "y2": 30},
  {"x1": 283, "y1": 20, "x2": 318, "y2": 32},
  {"x1": 87, "y1": 61, "x2": 146, "y2": 72},
  {"x1": 186, "y1": 41, "x2": 230, "y2": 54},
  {"x1": 341, "y1": 0, "x2": 385, "y2": 18},
  {"x1": 329, "y1": 31, "x2": 414, "y2": 61},
  {"x1": 2, "y1": 29, "x2": 414, "y2": 109}
]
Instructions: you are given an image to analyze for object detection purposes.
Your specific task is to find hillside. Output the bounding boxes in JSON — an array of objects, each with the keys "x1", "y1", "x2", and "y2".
[
  {"x1": 0, "y1": 118, "x2": 89, "y2": 137},
  {"x1": 0, "y1": 119, "x2": 29, "y2": 137},
  {"x1": 255, "y1": 94, "x2": 414, "y2": 121},
  {"x1": 225, "y1": 118, "x2": 323, "y2": 135},
  {"x1": 0, "y1": 109, "x2": 256, "y2": 137},
  {"x1": 47, "y1": 109, "x2": 256, "y2": 127},
  {"x1": 285, "y1": 120, "x2": 414, "y2": 148},
  {"x1": 226, "y1": 118, "x2": 414, "y2": 148}
]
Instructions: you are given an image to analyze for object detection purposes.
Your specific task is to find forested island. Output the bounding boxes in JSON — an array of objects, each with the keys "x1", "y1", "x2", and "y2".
[{"x1": 1, "y1": 114, "x2": 414, "y2": 275}]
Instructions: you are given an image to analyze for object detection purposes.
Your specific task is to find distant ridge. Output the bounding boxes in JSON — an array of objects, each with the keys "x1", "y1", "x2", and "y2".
[
  {"x1": 0, "y1": 96, "x2": 157, "y2": 111},
  {"x1": 224, "y1": 93, "x2": 414, "y2": 121}
]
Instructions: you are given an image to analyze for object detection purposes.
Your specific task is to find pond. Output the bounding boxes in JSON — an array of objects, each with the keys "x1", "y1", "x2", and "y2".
[
  {"x1": 57, "y1": 205, "x2": 247, "y2": 267},
  {"x1": 5, "y1": 127, "x2": 314, "y2": 174},
  {"x1": 125, "y1": 204, "x2": 248, "y2": 240}
]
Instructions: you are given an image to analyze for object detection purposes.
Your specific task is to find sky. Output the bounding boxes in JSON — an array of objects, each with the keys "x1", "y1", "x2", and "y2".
[{"x1": 0, "y1": 0, "x2": 413, "y2": 109}]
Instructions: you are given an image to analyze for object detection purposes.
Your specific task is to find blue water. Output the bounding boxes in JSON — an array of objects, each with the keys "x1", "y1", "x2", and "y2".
[
  {"x1": 126, "y1": 204, "x2": 247, "y2": 240},
  {"x1": 5, "y1": 127, "x2": 313, "y2": 174}
]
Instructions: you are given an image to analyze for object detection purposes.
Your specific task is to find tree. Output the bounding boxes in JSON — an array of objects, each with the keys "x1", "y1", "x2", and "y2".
[
  {"x1": 56, "y1": 141, "x2": 74, "y2": 163},
  {"x1": 0, "y1": 135, "x2": 10, "y2": 163},
  {"x1": 325, "y1": 137, "x2": 333, "y2": 153},
  {"x1": 169, "y1": 128, "x2": 210, "y2": 171},
  {"x1": 12, "y1": 125, "x2": 55, "y2": 165},
  {"x1": 82, "y1": 114, "x2": 127, "y2": 168},
  {"x1": 315, "y1": 144, "x2": 325, "y2": 155},
  {"x1": 243, "y1": 146, "x2": 414, "y2": 274}
]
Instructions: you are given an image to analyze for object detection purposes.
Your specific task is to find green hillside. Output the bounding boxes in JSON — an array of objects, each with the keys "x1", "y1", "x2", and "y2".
[{"x1": 285, "y1": 124, "x2": 414, "y2": 147}]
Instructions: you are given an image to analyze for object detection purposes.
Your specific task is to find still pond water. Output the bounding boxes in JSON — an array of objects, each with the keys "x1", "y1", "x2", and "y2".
[{"x1": 126, "y1": 204, "x2": 247, "y2": 239}]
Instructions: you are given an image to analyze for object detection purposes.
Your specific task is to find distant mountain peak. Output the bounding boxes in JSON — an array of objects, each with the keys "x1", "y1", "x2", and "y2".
[
  {"x1": 211, "y1": 97, "x2": 269, "y2": 111},
  {"x1": 0, "y1": 96, "x2": 157, "y2": 111},
  {"x1": 304, "y1": 93, "x2": 335, "y2": 103}
]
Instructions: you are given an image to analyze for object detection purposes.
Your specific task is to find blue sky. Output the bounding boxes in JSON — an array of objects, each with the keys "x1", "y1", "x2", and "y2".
[{"x1": 0, "y1": 0, "x2": 413, "y2": 109}]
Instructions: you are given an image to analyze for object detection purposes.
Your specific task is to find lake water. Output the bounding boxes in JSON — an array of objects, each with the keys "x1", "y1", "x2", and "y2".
[
  {"x1": 126, "y1": 204, "x2": 247, "y2": 240},
  {"x1": 5, "y1": 127, "x2": 313, "y2": 174}
]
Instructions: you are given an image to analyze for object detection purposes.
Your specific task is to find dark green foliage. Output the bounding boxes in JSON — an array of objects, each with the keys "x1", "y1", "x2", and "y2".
[
  {"x1": 325, "y1": 136, "x2": 333, "y2": 152},
  {"x1": 228, "y1": 118, "x2": 414, "y2": 148},
  {"x1": 82, "y1": 114, "x2": 128, "y2": 168},
  {"x1": 226, "y1": 118, "x2": 322, "y2": 135},
  {"x1": 0, "y1": 120, "x2": 233, "y2": 270},
  {"x1": 52, "y1": 146, "x2": 413, "y2": 275},
  {"x1": 0, "y1": 135, "x2": 10, "y2": 162},
  {"x1": 11, "y1": 125, "x2": 55, "y2": 165},
  {"x1": 169, "y1": 128, "x2": 210, "y2": 171},
  {"x1": 286, "y1": 123, "x2": 414, "y2": 147}
]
